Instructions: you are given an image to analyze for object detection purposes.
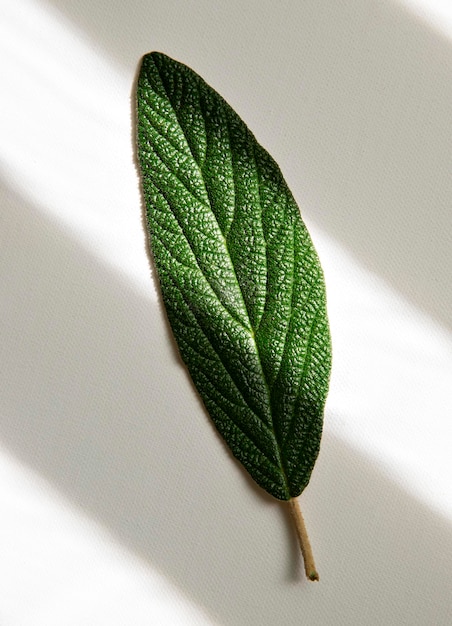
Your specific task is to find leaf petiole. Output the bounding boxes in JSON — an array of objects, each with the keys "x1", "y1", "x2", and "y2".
[{"x1": 288, "y1": 498, "x2": 319, "y2": 582}]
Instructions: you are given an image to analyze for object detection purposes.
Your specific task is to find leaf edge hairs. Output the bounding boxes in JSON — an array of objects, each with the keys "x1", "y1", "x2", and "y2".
[{"x1": 135, "y1": 52, "x2": 332, "y2": 581}]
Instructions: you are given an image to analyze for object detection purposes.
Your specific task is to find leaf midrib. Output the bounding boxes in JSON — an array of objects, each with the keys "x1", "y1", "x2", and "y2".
[{"x1": 163, "y1": 270, "x2": 283, "y2": 476}]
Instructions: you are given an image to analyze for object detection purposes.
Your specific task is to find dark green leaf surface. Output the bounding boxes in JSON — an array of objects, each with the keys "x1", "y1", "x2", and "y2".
[{"x1": 136, "y1": 52, "x2": 331, "y2": 500}]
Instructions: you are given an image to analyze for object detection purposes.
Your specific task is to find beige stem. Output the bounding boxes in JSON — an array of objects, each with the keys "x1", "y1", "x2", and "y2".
[{"x1": 288, "y1": 498, "x2": 319, "y2": 581}]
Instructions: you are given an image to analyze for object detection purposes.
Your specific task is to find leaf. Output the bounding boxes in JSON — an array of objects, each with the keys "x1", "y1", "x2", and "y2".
[{"x1": 136, "y1": 52, "x2": 331, "y2": 503}]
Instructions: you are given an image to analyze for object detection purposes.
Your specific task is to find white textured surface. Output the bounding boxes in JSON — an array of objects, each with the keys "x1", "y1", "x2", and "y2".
[{"x1": 1, "y1": 0, "x2": 451, "y2": 624}]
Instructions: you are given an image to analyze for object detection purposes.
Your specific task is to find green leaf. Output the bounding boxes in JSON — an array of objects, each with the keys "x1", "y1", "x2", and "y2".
[{"x1": 136, "y1": 52, "x2": 331, "y2": 502}]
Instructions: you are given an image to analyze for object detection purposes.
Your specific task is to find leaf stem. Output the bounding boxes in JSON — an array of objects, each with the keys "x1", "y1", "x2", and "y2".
[{"x1": 288, "y1": 498, "x2": 319, "y2": 581}]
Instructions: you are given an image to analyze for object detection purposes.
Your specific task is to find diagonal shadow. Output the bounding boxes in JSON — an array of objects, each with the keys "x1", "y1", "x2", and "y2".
[
  {"x1": 46, "y1": 0, "x2": 452, "y2": 330},
  {"x1": 1, "y1": 179, "x2": 452, "y2": 624}
]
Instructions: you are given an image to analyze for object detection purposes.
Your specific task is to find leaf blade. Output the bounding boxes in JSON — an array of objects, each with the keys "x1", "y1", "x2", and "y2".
[{"x1": 136, "y1": 52, "x2": 331, "y2": 500}]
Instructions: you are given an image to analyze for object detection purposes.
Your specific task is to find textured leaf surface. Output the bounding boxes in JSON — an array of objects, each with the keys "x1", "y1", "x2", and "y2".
[{"x1": 136, "y1": 52, "x2": 331, "y2": 500}]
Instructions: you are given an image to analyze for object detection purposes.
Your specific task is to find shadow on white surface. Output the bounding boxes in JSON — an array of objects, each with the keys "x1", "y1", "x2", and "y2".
[
  {"x1": 43, "y1": 0, "x2": 452, "y2": 331},
  {"x1": 1, "y1": 180, "x2": 451, "y2": 625}
]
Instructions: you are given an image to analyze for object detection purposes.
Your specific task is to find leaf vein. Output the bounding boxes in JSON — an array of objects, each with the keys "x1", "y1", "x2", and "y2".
[
  {"x1": 141, "y1": 105, "x2": 194, "y2": 165},
  {"x1": 177, "y1": 342, "x2": 281, "y2": 473},
  {"x1": 147, "y1": 176, "x2": 251, "y2": 332},
  {"x1": 268, "y1": 223, "x2": 297, "y2": 390},
  {"x1": 163, "y1": 269, "x2": 277, "y2": 442},
  {"x1": 141, "y1": 132, "x2": 208, "y2": 208},
  {"x1": 282, "y1": 306, "x2": 321, "y2": 449},
  {"x1": 251, "y1": 141, "x2": 267, "y2": 330}
]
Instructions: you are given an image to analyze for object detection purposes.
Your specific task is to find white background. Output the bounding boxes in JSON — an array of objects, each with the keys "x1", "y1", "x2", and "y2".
[{"x1": 1, "y1": 0, "x2": 452, "y2": 624}]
